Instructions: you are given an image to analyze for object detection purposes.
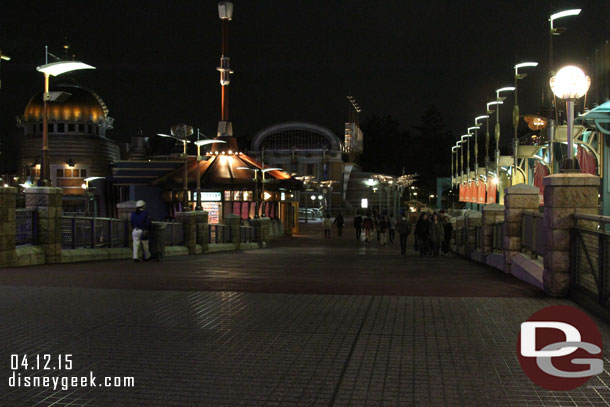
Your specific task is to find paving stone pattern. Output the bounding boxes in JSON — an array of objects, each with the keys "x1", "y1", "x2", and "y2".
[
  {"x1": 2, "y1": 288, "x2": 610, "y2": 406},
  {"x1": 2, "y1": 222, "x2": 610, "y2": 406}
]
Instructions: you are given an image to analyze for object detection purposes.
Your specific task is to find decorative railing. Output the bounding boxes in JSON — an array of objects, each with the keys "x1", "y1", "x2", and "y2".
[
  {"x1": 15, "y1": 208, "x2": 37, "y2": 246},
  {"x1": 209, "y1": 224, "x2": 232, "y2": 244},
  {"x1": 61, "y1": 216, "x2": 130, "y2": 249},
  {"x1": 153, "y1": 221, "x2": 184, "y2": 246},
  {"x1": 240, "y1": 226, "x2": 256, "y2": 243},
  {"x1": 521, "y1": 211, "x2": 545, "y2": 259},
  {"x1": 492, "y1": 221, "x2": 504, "y2": 253},
  {"x1": 571, "y1": 214, "x2": 610, "y2": 309}
]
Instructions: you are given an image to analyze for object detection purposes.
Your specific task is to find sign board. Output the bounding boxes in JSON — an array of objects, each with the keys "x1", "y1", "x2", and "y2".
[{"x1": 194, "y1": 192, "x2": 222, "y2": 202}]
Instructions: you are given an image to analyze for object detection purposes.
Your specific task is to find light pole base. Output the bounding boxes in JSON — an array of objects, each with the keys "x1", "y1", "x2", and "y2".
[{"x1": 559, "y1": 158, "x2": 580, "y2": 173}]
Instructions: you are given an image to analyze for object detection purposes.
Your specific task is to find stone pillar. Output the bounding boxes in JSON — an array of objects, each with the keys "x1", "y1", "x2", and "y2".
[
  {"x1": 543, "y1": 174, "x2": 600, "y2": 296},
  {"x1": 175, "y1": 211, "x2": 198, "y2": 254},
  {"x1": 481, "y1": 204, "x2": 504, "y2": 256},
  {"x1": 25, "y1": 187, "x2": 63, "y2": 264},
  {"x1": 0, "y1": 187, "x2": 17, "y2": 267},
  {"x1": 195, "y1": 211, "x2": 208, "y2": 252},
  {"x1": 454, "y1": 216, "x2": 464, "y2": 254},
  {"x1": 251, "y1": 217, "x2": 271, "y2": 248},
  {"x1": 464, "y1": 212, "x2": 481, "y2": 258},
  {"x1": 503, "y1": 184, "x2": 540, "y2": 273},
  {"x1": 224, "y1": 214, "x2": 241, "y2": 249}
]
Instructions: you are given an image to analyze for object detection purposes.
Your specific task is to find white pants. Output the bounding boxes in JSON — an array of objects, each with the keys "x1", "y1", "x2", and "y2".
[{"x1": 132, "y1": 228, "x2": 150, "y2": 260}]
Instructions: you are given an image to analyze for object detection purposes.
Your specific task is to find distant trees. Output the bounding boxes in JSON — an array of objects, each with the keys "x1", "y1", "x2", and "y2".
[{"x1": 359, "y1": 105, "x2": 454, "y2": 196}]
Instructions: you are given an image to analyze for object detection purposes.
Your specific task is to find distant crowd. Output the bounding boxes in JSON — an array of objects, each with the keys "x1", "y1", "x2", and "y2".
[{"x1": 320, "y1": 209, "x2": 454, "y2": 257}]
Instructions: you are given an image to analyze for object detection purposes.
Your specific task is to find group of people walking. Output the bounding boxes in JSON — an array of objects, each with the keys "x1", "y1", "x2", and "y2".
[
  {"x1": 321, "y1": 209, "x2": 454, "y2": 257},
  {"x1": 413, "y1": 211, "x2": 453, "y2": 257}
]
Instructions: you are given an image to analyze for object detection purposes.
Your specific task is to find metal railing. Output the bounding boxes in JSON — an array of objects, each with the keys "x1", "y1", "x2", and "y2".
[
  {"x1": 15, "y1": 208, "x2": 37, "y2": 246},
  {"x1": 473, "y1": 226, "x2": 482, "y2": 251},
  {"x1": 209, "y1": 224, "x2": 232, "y2": 244},
  {"x1": 571, "y1": 214, "x2": 610, "y2": 309},
  {"x1": 153, "y1": 221, "x2": 184, "y2": 246},
  {"x1": 522, "y1": 211, "x2": 545, "y2": 259},
  {"x1": 492, "y1": 221, "x2": 504, "y2": 253},
  {"x1": 61, "y1": 216, "x2": 130, "y2": 249},
  {"x1": 240, "y1": 226, "x2": 256, "y2": 243}
]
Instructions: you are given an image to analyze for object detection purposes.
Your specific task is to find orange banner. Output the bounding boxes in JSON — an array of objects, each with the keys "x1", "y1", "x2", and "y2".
[
  {"x1": 459, "y1": 183, "x2": 463, "y2": 202},
  {"x1": 487, "y1": 182, "x2": 497, "y2": 204},
  {"x1": 477, "y1": 181, "x2": 486, "y2": 204}
]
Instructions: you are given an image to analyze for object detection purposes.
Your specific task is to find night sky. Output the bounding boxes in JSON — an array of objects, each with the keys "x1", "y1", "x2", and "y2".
[{"x1": 0, "y1": 0, "x2": 608, "y2": 172}]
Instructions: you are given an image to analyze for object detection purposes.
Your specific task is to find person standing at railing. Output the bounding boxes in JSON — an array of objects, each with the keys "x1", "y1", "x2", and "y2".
[
  {"x1": 441, "y1": 213, "x2": 453, "y2": 256},
  {"x1": 131, "y1": 200, "x2": 152, "y2": 262}
]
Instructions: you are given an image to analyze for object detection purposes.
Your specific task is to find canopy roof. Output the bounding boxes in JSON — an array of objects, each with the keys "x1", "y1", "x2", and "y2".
[{"x1": 152, "y1": 152, "x2": 302, "y2": 191}]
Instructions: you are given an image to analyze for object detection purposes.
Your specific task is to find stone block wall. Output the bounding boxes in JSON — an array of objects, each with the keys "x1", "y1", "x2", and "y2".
[
  {"x1": 503, "y1": 184, "x2": 540, "y2": 273},
  {"x1": 542, "y1": 174, "x2": 600, "y2": 296},
  {"x1": 0, "y1": 187, "x2": 17, "y2": 267},
  {"x1": 25, "y1": 187, "x2": 63, "y2": 264},
  {"x1": 224, "y1": 214, "x2": 241, "y2": 250},
  {"x1": 481, "y1": 204, "x2": 504, "y2": 256},
  {"x1": 176, "y1": 211, "x2": 199, "y2": 254}
]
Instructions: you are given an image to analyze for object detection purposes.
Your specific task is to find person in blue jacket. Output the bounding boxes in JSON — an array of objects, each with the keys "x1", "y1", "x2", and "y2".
[{"x1": 131, "y1": 200, "x2": 152, "y2": 262}]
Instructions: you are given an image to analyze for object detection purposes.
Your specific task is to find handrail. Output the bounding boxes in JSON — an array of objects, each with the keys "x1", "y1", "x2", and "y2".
[{"x1": 573, "y1": 213, "x2": 610, "y2": 223}]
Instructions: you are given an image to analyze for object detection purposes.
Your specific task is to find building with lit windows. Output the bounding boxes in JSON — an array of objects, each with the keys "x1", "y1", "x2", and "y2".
[{"x1": 16, "y1": 82, "x2": 120, "y2": 212}]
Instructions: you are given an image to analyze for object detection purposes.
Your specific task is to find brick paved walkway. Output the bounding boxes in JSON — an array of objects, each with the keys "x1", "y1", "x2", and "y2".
[{"x1": 1, "y1": 222, "x2": 610, "y2": 406}]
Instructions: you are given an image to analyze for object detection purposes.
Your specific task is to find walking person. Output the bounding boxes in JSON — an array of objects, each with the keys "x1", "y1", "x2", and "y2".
[
  {"x1": 388, "y1": 214, "x2": 396, "y2": 244},
  {"x1": 322, "y1": 214, "x2": 332, "y2": 238},
  {"x1": 362, "y1": 213, "x2": 374, "y2": 245},
  {"x1": 429, "y1": 213, "x2": 445, "y2": 257},
  {"x1": 131, "y1": 200, "x2": 152, "y2": 262},
  {"x1": 442, "y1": 214, "x2": 453, "y2": 256},
  {"x1": 414, "y1": 212, "x2": 431, "y2": 257},
  {"x1": 333, "y1": 213, "x2": 345, "y2": 237},
  {"x1": 396, "y1": 215, "x2": 411, "y2": 255},
  {"x1": 354, "y1": 211, "x2": 363, "y2": 240},
  {"x1": 378, "y1": 216, "x2": 388, "y2": 246}
]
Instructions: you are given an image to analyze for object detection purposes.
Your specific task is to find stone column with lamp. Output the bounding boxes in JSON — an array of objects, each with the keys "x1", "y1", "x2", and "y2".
[
  {"x1": 25, "y1": 186, "x2": 63, "y2": 263},
  {"x1": 0, "y1": 186, "x2": 17, "y2": 267},
  {"x1": 503, "y1": 184, "x2": 540, "y2": 273}
]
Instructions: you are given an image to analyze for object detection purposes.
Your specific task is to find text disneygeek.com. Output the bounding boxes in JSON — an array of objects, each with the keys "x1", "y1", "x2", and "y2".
[{"x1": 9, "y1": 354, "x2": 134, "y2": 391}]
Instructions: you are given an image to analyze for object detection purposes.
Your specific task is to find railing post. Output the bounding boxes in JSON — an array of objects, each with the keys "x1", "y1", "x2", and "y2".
[
  {"x1": 599, "y1": 233, "x2": 607, "y2": 305},
  {"x1": 71, "y1": 217, "x2": 76, "y2": 249},
  {"x1": 109, "y1": 219, "x2": 114, "y2": 248},
  {"x1": 175, "y1": 212, "x2": 198, "y2": 254},
  {"x1": 124, "y1": 220, "x2": 129, "y2": 248},
  {"x1": 32, "y1": 210, "x2": 38, "y2": 245},
  {"x1": 90, "y1": 218, "x2": 95, "y2": 248}
]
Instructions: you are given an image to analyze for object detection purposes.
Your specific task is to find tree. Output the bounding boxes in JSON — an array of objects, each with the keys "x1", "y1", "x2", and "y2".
[
  {"x1": 410, "y1": 105, "x2": 454, "y2": 195},
  {"x1": 360, "y1": 115, "x2": 411, "y2": 176}
]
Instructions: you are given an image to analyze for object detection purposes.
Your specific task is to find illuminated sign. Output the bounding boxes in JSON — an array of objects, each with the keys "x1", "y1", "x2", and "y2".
[{"x1": 194, "y1": 192, "x2": 222, "y2": 201}]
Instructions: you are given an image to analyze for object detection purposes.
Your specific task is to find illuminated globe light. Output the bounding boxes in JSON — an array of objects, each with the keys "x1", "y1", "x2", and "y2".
[{"x1": 550, "y1": 66, "x2": 591, "y2": 100}]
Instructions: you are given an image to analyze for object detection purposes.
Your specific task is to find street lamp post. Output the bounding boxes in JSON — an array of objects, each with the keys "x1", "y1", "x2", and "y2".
[
  {"x1": 461, "y1": 135, "x2": 470, "y2": 181},
  {"x1": 550, "y1": 66, "x2": 591, "y2": 172},
  {"x1": 486, "y1": 101, "x2": 503, "y2": 184},
  {"x1": 194, "y1": 138, "x2": 226, "y2": 210},
  {"x1": 237, "y1": 167, "x2": 282, "y2": 217},
  {"x1": 512, "y1": 62, "x2": 538, "y2": 184},
  {"x1": 467, "y1": 126, "x2": 480, "y2": 176},
  {"x1": 474, "y1": 116, "x2": 488, "y2": 179},
  {"x1": 493, "y1": 87, "x2": 515, "y2": 198},
  {"x1": 0, "y1": 49, "x2": 10, "y2": 90},
  {"x1": 451, "y1": 146, "x2": 458, "y2": 185},
  {"x1": 549, "y1": 9, "x2": 581, "y2": 119},
  {"x1": 36, "y1": 56, "x2": 95, "y2": 186}
]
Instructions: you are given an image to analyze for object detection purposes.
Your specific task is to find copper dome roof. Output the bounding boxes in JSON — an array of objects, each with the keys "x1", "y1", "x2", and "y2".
[{"x1": 23, "y1": 83, "x2": 109, "y2": 123}]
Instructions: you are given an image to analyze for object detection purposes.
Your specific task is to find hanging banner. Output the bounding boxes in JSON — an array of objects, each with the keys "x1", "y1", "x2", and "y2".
[
  {"x1": 477, "y1": 181, "x2": 486, "y2": 204},
  {"x1": 470, "y1": 182, "x2": 477, "y2": 203},
  {"x1": 486, "y1": 181, "x2": 497, "y2": 204},
  {"x1": 465, "y1": 182, "x2": 472, "y2": 203},
  {"x1": 459, "y1": 183, "x2": 463, "y2": 202}
]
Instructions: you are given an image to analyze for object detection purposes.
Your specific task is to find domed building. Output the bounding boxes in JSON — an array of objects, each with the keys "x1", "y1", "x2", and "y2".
[{"x1": 17, "y1": 83, "x2": 120, "y2": 207}]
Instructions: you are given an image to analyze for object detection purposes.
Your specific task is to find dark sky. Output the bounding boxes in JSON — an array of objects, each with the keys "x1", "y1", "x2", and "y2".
[{"x1": 0, "y1": 0, "x2": 608, "y2": 168}]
